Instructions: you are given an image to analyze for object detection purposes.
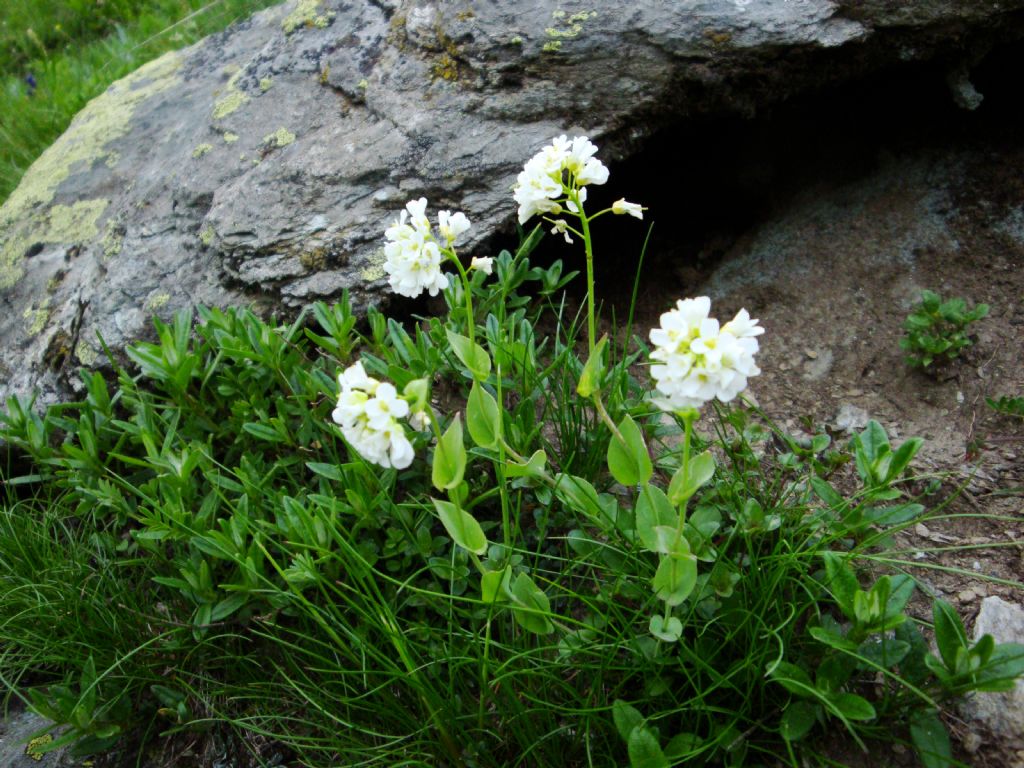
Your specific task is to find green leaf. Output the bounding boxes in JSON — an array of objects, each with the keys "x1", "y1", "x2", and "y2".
[
  {"x1": 242, "y1": 422, "x2": 285, "y2": 443},
  {"x1": 636, "y1": 484, "x2": 677, "y2": 553},
  {"x1": 667, "y1": 450, "x2": 715, "y2": 506},
  {"x1": 466, "y1": 382, "x2": 502, "y2": 449},
  {"x1": 431, "y1": 414, "x2": 466, "y2": 491},
  {"x1": 576, "y1": 335, "x2": 608, "y2": 398},
  {"x1": 887, "y1": 437, "x2": 923, "y2": 480},
  {"x1": 210, "y1": 592, "x2": 248, "y2": 622},
  {"x1": 652, "y1": 550, "x2": 697, "y2": 606},
  {"x1": 612, "y1": 699, "x2": 645, "y2": 742},
  {"x1": 809, "y1": 626, "x2": 858, "y2": 651},
  {"x1": 664, "y1": 733, "x2": 703, "y2": 760},
  {"x1": 446, "y1": 329, "x2": 491, "y2": 380},
  {"x1": 933, "y1": 599, "x2": 968, "y2": 672},
  {"x1": 768, "y1": 661, "x2": 816, "y2": 697},
  {"x1": 828, "y1": 693, "x2": 876, "y2": 721},
  {"x1": 433, "y1": 499, "x2": 487, "y2": 555},
  {"x1": 648, "y1": 613, "x2": 683, "y2": 642},
  {"x1": 780, "y1": 701, "x2": 817, "y2": 742},
  {"x1": 856, "y1": 638, "x2": 911, "y2": 668},
  {"x1": 506, "y1": 449, "x2": 547, "y2": 480},
  {"x1": 627, "y1": 726, "x2": 669, "y2": 768},
  {"x1": 305, "y1": 462, "x2": 344, "y2": 481},
  {"x1": 510, "y1": 572, "x2": 554, "y2": 634},
  {"x1": 909, "y1": 711, "x2": 953, "y2": 768},
  {"x1": 607, "y1": 414, "x2": 653, "y2": 486},
  {"x1": 554, "y1": 473, "x2": 603, "y2": 518},
  {"x1": 480, "y1": 567, "x2": 511, "y2": 604},
  {"x1": 822, "y1": 551, "x2": 859, "y2": 621}
]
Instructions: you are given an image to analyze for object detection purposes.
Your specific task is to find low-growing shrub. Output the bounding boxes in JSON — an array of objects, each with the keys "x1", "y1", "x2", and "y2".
[{"x1": 2, "y1": 137, "x2": 1021, "y2": 767}]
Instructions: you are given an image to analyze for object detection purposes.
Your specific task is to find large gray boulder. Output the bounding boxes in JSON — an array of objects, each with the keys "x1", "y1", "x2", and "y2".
[{"x1": 2, "y1": 0, "x2": 1023, "y2": 405}]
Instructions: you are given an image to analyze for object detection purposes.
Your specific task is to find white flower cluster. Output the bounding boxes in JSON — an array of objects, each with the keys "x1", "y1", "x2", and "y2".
[
  {"x1": 513, "y1": 135, "x2": 610, "y2": 224},
  {"x1": 332, "y1": 362, "x2": 417, "y2": 469},
  {"x1": 649, "y1": 297, "x2": 764, "y2": 412},
  {"x1": 383, "y1": 198, "x2": 470, "y2": 298}
]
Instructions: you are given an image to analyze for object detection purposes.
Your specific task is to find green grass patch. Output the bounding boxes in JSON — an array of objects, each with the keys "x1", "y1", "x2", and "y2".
[{"x1": 0, "y1": 0, "x2": 279, "y2": 203}]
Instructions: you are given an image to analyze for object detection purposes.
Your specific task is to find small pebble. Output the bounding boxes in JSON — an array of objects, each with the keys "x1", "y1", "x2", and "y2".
[
  {"x1": 913, "y1": 551, "x2": 928, "y2": 560},
  {"x1": 805, "y1": 349, "x2": 818, "y2": 359},
  {"x1": 915, "y1": 523, "x2": 930, "y2": 537},
  {"x1": 958, "y1": 589, "x2": 976, "y2": 603},
  {"x1": 956, "y1": 391, "x2": 964, "y2": 404},
  {"x1": 847, "y1": 388, "x2": 864, "y2": 397},
  {"x1": 961, "y1": 731, "x2": 983, "y2": 754},
  {"x1": 973, "y1": 560, "x2": 982, "y2": 571}
]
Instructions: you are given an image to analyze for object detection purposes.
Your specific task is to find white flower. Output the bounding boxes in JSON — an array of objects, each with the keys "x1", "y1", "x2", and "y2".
[
  {"x1": 612, "y1": 199, "x2": 644, "y2": 219},
  {"x1": 470, "y1": 256, "x2": 494, "y2": 275},
  {"x1": 409, "y1": 410, "x2": 431, "y2": 431},
  {"x1": 438, "y1": 210, "x2": 471, "y2": 243},
  {"x1": 383, "y1": 201, "x2": 451, "y2": 298},
  {"x1": 513, "y1": 135, "x2": 609, "y2": 224},
  {"x1": 332, "y1": 362, "x2": 417, "y2": 469},
  {"x1": 649, "y1": 298, "x2": 763, "y2": 411},
  {"x1": 550, "y1": 219, "x2": 573, "y2": 244}
]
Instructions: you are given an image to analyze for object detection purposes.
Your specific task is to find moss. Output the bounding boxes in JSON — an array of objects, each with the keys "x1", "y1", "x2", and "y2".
[
  {"x1": 0, "y1": 51, "x2": 181, "y2": 290},
  {"x1": 510, "y1": 35, "x2": 523, "y2": 45},
  {"x1": 22, "y1": 298, "x2": 51, "y2": 336},
  {"x1": 259, "y1": 77, "x2": 273, "y2": 92},
  {"x1": 263, "y1": 127, "x2": 296, "y2": 147},
  {"x1": 192, "y1": 143, "x2": 214, "y2": 158},
  {"x1": 299, "y1": 247, "x2": 328, "y2": 271},
  {"x1": 199, "y1": 224, "x2": 216, "y2": 246},
  {"x1": 542, "y1": 40, "x2": 562, "y2": 52},
  {"x1": 223, "y1": 131, "x2": 239, "y2": 143},
  {"x1": 145, "y1": 292, "x2": 170, "y2": 310},
  {"x1": 282, "y1": 0, "x2": 334, "y2": 34},
  {"x1": 212, "y1": 68, "x2": 249, "y2": 120},
  {"x1": 360, "y1": 251, "x2": 386, "y2": 281},
  {"x1": 431, "y1": 52, "x2": 460, "y2": 82}
]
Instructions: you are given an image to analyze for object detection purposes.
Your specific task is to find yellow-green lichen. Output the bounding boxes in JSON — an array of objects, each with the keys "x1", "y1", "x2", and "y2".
[
  {"x1": 259, "y1": 77, "x2": 273, "y2": 92},
  {"x1": 145, "y1": 292, "x2": 171, "y2": 310},
  {"x1": 223, "y1": 131, "x2": 239, "y2": 143},
  {"x1": 544, "y1": 9, "x2": 596, "y2": 44},
  {"x1": 360, "y1": 252, "x2": 386, "y2": 281},
  {"x1": 510, "y1": 35, "x2": 523, "y2": 45},
  {"x1": 105, "y1": 151, "x2": 121, "y2": 168},
  {"x1": 263, "y1": 127, "x2": 296, "y2": 147},
  {"x1": 192, "y1": 143, "x2": 214, "y2": 158},
  {"x1": 23, "y1": 298, "x2": 51, "y2": 336},
  {"x1": 101, "y1": 218, "x2": 124, "y2": 259},
  {"x1": 199, "y1": 224, "x2": 216, "y2": 246},
  {"x1": 542, "y1": 39, "x2": 562, "y2": 52},
  {"x1": 0, "y1": 51, "x2": 181, "y2": 290},
  {"x1": 45, "y1": 200, "x2": 108, "y2": 244},
  {"x1": 282, "y1": 0, "x2": 335, "y2": 34},
  {"x1": 26, "y1": 734, "x2": 53, "y2": 761},
  {"x1": 212, "y1": 68, "x2": 249, "y2": 120},
  {"x1": 76, "y1": 342, "x2": 99, "y2": 366}
]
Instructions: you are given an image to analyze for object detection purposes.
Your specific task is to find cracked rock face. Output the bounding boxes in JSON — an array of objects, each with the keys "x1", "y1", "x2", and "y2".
[{"x1": 2, "y1": 0, "x2": 1023, "y2": 405}]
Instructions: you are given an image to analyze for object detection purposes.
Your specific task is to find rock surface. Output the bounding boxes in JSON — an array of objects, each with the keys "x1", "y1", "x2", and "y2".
[
  {"x1": 0, "y1": 707, "x2": 77, "y2": 768},
  {"x1": 3, "y1": 0, "x2": 1024, "y2": 405},
  {"x1": 961, "y1": 597, "x2": 1024, "y2": 748}
]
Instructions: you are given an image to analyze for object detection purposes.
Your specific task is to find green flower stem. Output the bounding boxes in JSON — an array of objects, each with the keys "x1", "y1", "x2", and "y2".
[
  {"x1": 672, "y1": 411, "x2": 696, "y2": 549},
  {"x1": 496, "y1": 364, "x2": 512, "y2": 549},
  {"x1": 445, "y1": 247, "x2": 476, "y2": 343},
  {"x1": 569, "y1": 189, "x2": 598, "y2": 355},
  {"x1": 592, "y1": 388, "x2": 626, "y2": 447}
]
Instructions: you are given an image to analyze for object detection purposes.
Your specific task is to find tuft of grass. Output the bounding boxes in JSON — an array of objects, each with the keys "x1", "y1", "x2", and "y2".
[{"x1": 0, "y1": 0, "x2": 280, "y2": 203}]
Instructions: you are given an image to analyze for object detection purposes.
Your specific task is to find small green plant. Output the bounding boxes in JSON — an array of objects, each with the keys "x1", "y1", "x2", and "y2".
[
  {"x1": 900, "y1": 289, "x2": 988, "y2": 369},
  {"x1": 987, "y1": 394, "x2": 1024, "y2": 419}
]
